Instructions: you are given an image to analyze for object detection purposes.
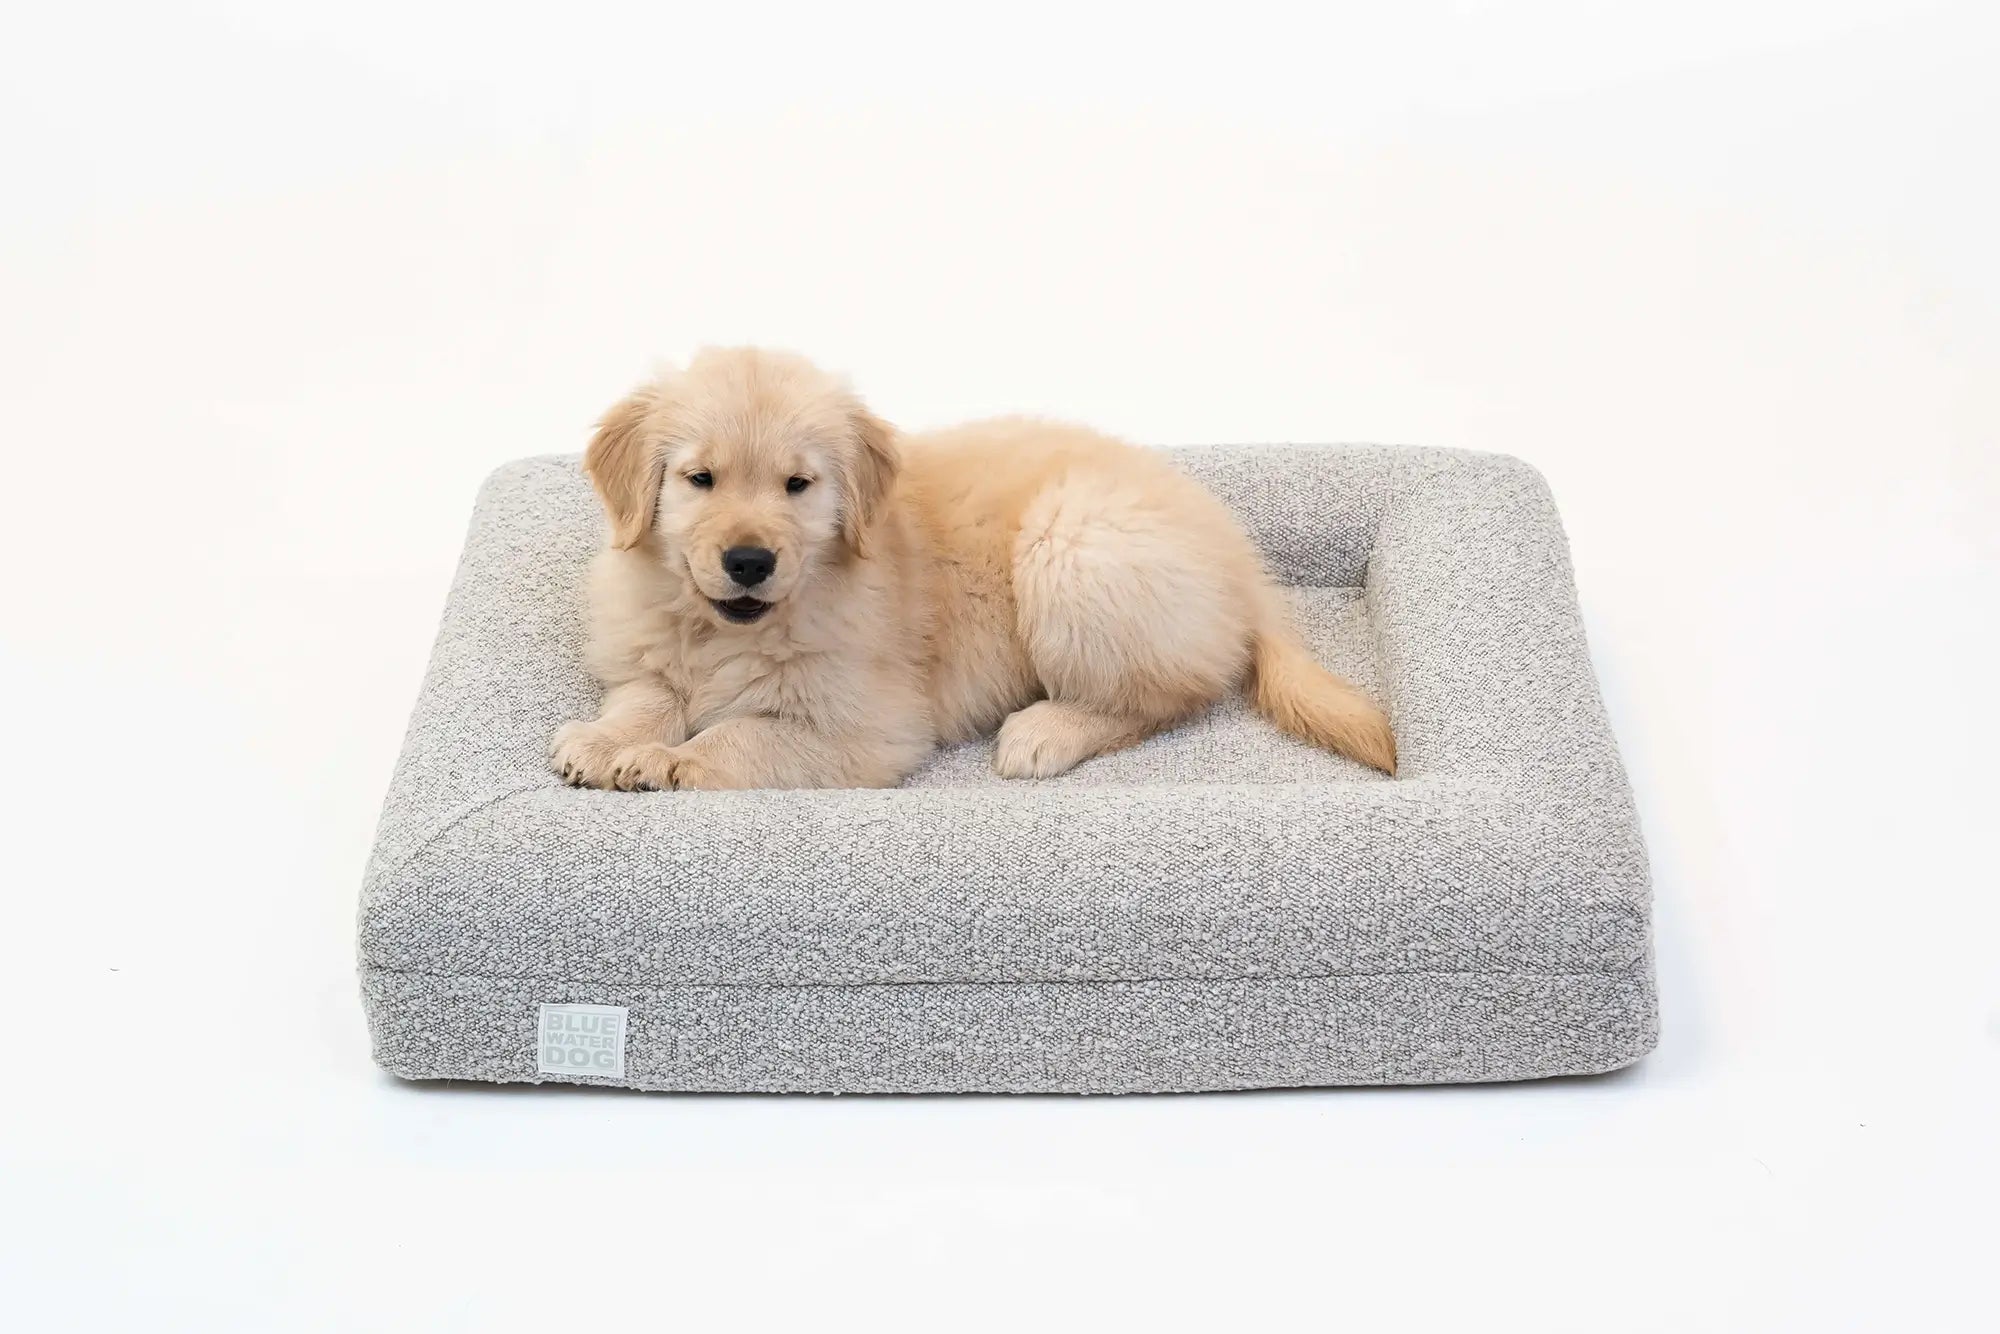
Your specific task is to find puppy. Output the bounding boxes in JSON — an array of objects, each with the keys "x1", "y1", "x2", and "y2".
[{"x1": 550, "y1": 348, "x2": 1395, "y2": 790}]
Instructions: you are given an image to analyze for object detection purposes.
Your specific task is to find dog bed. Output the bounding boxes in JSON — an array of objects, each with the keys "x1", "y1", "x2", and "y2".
[{"x1": 358, "y1": 445, "x2": 1657, "y2": 1093}]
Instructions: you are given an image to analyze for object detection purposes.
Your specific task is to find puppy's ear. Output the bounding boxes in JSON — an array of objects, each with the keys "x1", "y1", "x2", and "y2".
[
  {"x1": 838, "y1": 405, "x2": 902, "y2": 557},
  {"x1": 584, "y1": 387, "x2": 664, "y2": 549}
]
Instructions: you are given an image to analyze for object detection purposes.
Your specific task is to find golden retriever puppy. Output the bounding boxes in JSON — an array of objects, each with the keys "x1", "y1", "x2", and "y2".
[{"x1": 550, "y1": 348, "x2": 1395, "y2": 790}]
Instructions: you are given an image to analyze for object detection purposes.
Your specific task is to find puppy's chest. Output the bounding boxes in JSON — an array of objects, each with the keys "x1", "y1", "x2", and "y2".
[{"x1": 668, "y1": 640, "x2": 820, "y2": 731}]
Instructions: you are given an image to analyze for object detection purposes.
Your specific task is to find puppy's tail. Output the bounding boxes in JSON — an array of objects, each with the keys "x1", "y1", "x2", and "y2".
[{"x1": 1247, "y1": 595, "x2": 1397, "y2": 774}]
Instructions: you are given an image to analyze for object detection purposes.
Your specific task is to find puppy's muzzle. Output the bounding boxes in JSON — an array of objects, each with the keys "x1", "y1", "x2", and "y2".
[{"x1": 711, "y1": 546, "x2": 778, "y2": 623}]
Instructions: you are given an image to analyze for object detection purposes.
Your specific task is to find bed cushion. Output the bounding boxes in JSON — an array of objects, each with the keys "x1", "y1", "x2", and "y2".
[{"x1": 357, "y1": 445, "x2": 1657, "y2": 1092}]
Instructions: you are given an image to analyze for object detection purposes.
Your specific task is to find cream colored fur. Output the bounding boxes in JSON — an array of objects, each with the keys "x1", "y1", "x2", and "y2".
[{"x1": 551, "y1": 348, "x2": 1396, "y2": 790}]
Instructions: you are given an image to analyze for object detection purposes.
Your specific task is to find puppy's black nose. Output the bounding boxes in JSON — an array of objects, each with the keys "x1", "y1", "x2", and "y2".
[{"x1": 721, "y1": 545, "x2": 776, "y2": 588}]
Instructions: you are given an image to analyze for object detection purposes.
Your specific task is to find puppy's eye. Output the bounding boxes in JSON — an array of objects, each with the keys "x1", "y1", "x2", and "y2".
[
  {"x1": 687, "y1": 471, "x2": 713, "y2": 489},
  {"x1": 785, "y1": 476, "x2": 812, "y2": 494}
]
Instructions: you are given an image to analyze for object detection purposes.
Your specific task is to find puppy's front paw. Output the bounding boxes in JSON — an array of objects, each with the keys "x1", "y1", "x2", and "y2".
[
  {"x1": 550, "y1": 721, "x2": 625, "y2": 789},
  {"x1": 605, "y1": 742, "x2": 683, "y2": 792},
  {"x1": 552, "y1": 726, "x2": 727, "y2": 792},
  {"x1": 652, "y1": 747, "x2": 725, "y2": 790},
  {"x1": 606, "y1": 743, "x2": 734, "y2": 791}
]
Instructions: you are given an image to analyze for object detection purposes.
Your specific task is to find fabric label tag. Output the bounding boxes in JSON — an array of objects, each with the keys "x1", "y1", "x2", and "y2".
[{"x1": 537, "y1": 1003, "x2": 628, "y2": 1079}]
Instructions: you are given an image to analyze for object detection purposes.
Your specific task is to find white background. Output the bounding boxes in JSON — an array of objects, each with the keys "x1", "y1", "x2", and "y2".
[{"x1": 2, "y1": 2, "x2": 1995, "y2": 1329}]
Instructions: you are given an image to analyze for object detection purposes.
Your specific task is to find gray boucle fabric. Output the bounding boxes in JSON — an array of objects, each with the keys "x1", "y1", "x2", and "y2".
[{"x1": 358, "y1": 445, "x2": 1657, "y2": 1093}]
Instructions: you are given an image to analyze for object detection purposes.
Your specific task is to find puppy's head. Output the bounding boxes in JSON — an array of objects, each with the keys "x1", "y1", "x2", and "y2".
[{"x1": 584, "y1": 348, "x2": 900, "y2": 626}]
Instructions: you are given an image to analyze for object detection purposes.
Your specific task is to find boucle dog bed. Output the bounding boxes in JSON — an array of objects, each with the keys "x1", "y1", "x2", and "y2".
[{"x1": 358, "y1": 446, "x2": 1657, "y2": 1093}]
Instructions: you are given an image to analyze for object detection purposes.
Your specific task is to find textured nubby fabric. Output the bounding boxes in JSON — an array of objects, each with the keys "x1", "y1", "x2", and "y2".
[{"x1": 358, "y1": 446, "x2": 1657, "y2": 1093}]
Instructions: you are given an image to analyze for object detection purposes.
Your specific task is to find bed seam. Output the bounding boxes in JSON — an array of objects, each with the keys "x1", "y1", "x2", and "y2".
[
  {"x1": 357, "y1": 959, "x2": 1651, "y2": 990},
  {"x1": 371, "y1": 786, "x2": 545, "y2": 880}
]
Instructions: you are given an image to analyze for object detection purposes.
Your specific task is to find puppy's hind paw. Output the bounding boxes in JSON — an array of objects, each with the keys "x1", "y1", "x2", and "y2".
[
  {"x1": 994, "y1": 700, "x2": 1154, "y2": 779},
  {"x1": 992, "y1": 702, "x2": 1084, "y2": 779}
]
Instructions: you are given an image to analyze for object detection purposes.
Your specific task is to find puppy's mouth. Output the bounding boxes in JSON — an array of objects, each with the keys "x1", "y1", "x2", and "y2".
[{"x1": 708, "y1": 595, "x2": 772, "y2": 623}]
